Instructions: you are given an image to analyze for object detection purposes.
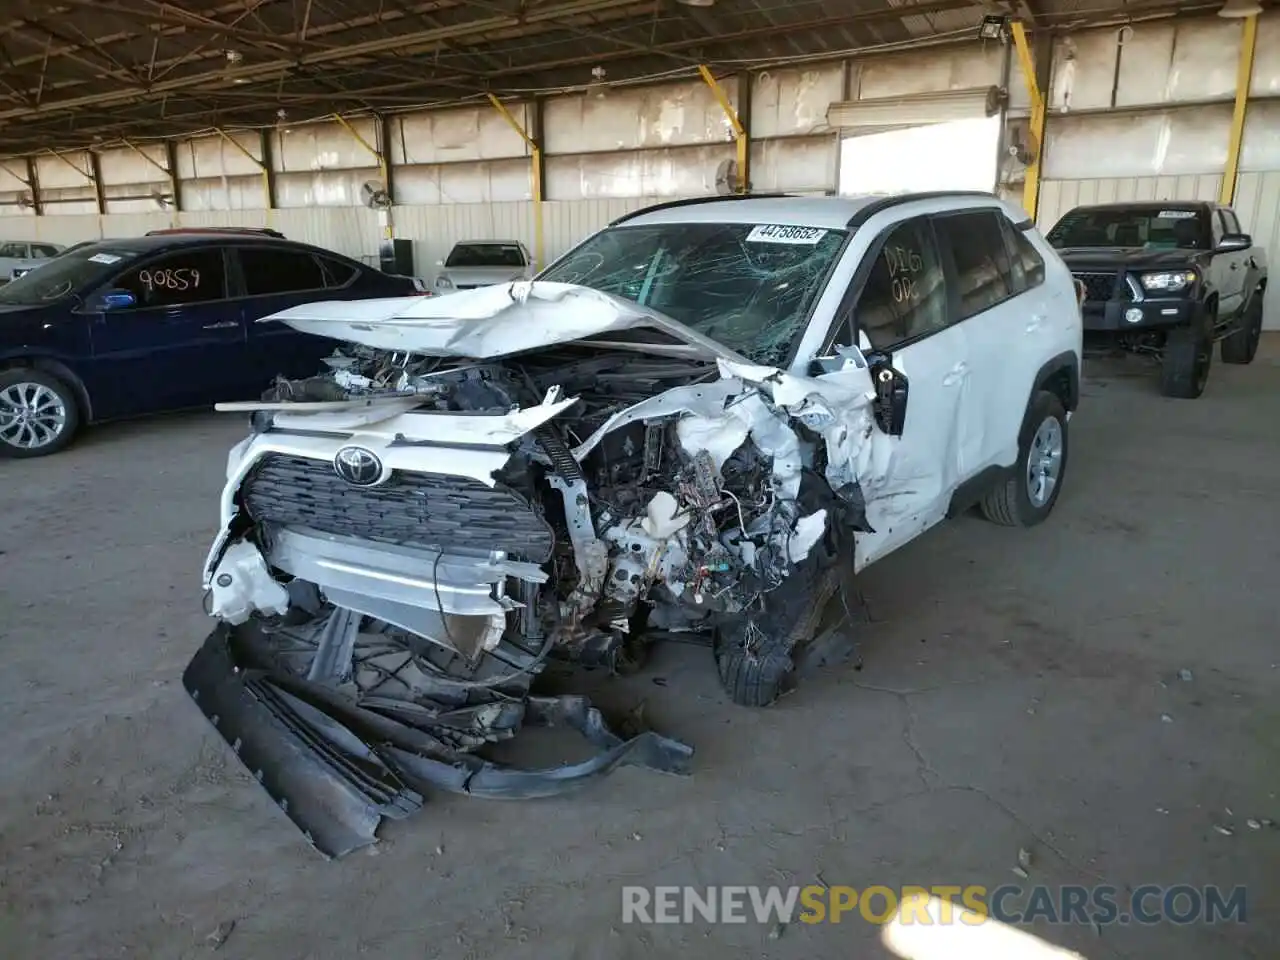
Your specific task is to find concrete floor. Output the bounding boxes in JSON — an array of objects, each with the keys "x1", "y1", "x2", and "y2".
[{"x1": 2, "y1": 346, "x2": 1278, "y2": 960}]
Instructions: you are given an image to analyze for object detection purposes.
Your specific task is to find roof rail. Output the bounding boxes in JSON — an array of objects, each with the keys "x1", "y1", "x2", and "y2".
[
  {"x1": 845, "y1": 190, "x2": 1001, "y2": 228},
  {"x1": 144, "y1": 226, "x2": 287, "y2": 239},
  {"x1": 610, "y1": 193, "x2": 797, "y2": 226}
]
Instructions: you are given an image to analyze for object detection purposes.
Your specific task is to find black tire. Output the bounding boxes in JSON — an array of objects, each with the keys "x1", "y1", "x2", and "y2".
[
  {"x1": 1160, "y1": 323, "x2": 1212, "y2": 399},
  {"x1": 1221, "y1": 296, "x2": 1263, "y2": 365},
  {"x1": 0, "y1": 367, "x2": 81, "y2": 459},
  {"x1": 715, "y1": 565, "x2": 842, "y2": 708},
  {"x1": 979, "y1": 390, "x2": 1069, "y2": 528}
]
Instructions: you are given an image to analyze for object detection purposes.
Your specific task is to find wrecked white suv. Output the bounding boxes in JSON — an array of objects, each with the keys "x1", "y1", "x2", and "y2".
[{"x1": 185, "y1": 193, "x2": 1082, "y2": 856}]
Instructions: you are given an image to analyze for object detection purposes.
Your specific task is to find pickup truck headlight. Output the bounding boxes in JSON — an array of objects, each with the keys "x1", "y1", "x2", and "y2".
[
  {"x1": 435, "y1": 276, "x2": 453, "y2": 289},
  {"x1": 1139, "y1": 270, "x2": 1196, "y2": 293}
]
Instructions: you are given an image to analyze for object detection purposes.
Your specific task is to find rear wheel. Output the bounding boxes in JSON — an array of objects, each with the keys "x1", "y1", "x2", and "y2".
[
  {"x1": 1221, "y1": 296, "x2": 1263, "y2": 365},
  {"x1": 980, "y1": 390, "x2": 1069, "y2": 528},
  {"x1": 1160, "y1": 323, "x2": 1212, "y2": 399},
  {"x1": 0, "y1": 368, "x2": 81, "y2": 458}
]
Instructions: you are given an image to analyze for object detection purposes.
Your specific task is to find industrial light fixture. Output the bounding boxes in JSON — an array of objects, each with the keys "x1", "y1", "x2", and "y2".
[
  {"x1": 1218, "y1": 0, "x2": 1261, "y2": 16},
  {"x1": 978, "y1": 14, "x2": 1009, "y2": 40},
  {"x1": 676, "y1": 0, "x2": 716, "y2": 7}
]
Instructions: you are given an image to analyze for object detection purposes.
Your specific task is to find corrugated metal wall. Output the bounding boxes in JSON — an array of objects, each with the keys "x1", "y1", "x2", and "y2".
[{"x1": 1037, "y1": 13, "x2": 1280, "y2": 327}]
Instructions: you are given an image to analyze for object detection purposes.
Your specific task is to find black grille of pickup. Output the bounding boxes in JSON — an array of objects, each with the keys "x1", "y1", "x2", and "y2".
[
  {"x1": 241, "y1": 454, "x2": 555, "y2": 562},
  {"x1": 1072, "y1": 271, "x2": 1134, "y2": 303}
]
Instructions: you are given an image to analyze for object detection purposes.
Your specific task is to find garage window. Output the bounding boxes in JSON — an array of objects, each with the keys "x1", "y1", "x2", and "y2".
[{"x1": 933, "y1": 211, "x2": 1015, "y2": 319}]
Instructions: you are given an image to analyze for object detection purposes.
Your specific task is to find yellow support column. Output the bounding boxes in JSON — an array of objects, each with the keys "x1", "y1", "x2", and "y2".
[
  {"x1": 698, "y1": 64, "x2": 749, "y2": 193},
  {"x1": 1220, "y1": 14, "x2": 1259, "y2": 205},
  {"x1": 1010, "y1": 21, "x2": 1046, "y2": 222},
  {"x1": 487, "y1": 93, "x2": 543, "y2": 271}
]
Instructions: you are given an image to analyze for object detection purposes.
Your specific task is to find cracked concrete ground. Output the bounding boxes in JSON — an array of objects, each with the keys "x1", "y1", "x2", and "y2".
[{"x1": 2, "y1": 344, "x2": 1279, "y2": 960}]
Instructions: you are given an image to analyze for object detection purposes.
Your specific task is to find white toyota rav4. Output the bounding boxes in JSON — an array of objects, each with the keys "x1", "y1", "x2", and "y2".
[{"x1": 186, "y1": 192, "x2": 1082, "y2": 853}]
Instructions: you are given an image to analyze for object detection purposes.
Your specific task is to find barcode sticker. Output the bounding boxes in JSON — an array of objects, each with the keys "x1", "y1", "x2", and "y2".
[
  {"x1": 1157, "y1": 210, "x2": 1197, "y2": 219},
  {"x1": 746, "y1": 224, "x2": 828, "y2": 245}
]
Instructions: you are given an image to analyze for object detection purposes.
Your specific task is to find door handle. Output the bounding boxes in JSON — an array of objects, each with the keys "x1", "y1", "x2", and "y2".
[
  {"x1": 202, "y1": 320, "x2": 239, "y2": 330},
  {"x1": 943, "y1": 361, "x2": 968, "y2": 386},
  {"x1": 1230, "y1": 262, "x2": 1239, "y2": 271}
]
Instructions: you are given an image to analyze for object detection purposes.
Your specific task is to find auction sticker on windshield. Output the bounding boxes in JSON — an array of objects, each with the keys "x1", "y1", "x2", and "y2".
[
  {"x1": 1157, "y1": 210, "x2": 1197, "y2": 219},
  {"x1": 746, "y1": 225, "x2": 828, "y2": 245},
  {"x1": 88, "y1": 253, "x2": 124, "y2": 264}
]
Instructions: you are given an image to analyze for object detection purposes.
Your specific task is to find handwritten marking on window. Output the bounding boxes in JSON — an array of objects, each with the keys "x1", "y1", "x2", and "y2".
[
  {"x1": 139, "y1": 267, "x2": 201, "y2": 292},
  {"x1": 884, "y1": 244, "x2": 924, "y2": 304}
]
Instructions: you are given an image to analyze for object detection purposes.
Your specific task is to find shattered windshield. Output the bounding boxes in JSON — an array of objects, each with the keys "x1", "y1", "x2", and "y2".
[
  {"x1": 539, "y1": 222, "x2": 847, "y2": 365},
  {"x1": 0, "y1": 247, "x2": 138, "y2": 304},
  {"x1": 446, "y1": 243, "x2": 527, "y2": 268},
  {"x1": 1047, "y1": 207, "x2": 1208, "y2": 250}
]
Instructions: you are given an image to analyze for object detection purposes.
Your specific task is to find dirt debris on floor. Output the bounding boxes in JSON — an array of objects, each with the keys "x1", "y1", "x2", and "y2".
[{"x1": 2, "y1": 352, "x2": 1280, "y2": 959}]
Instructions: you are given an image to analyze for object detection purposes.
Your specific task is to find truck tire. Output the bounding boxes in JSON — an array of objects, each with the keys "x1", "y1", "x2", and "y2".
[
  {"x1": 980, "y1": 390, "x2": 1069, "y2": 528},
  {"x1": 1160, "y1": 323, "x2": 1212, "y2": 399},
  {"x1": 0, "y1": 368, "x2": 82, "y2": 458},
  {"x1": 1221, "y1": 296, "x2": 1263, "y2": 365}
]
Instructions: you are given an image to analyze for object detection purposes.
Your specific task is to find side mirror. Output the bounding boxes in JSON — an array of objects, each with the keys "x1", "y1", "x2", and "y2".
[
  {"x1": 1218, "y1": 233, "x2": 1252, "y2": 252},
  {"x1": 91, "y1": 288, "x2": 136, "y2": 311}
]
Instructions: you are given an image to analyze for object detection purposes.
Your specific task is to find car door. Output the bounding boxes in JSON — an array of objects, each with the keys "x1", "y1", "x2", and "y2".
[
  {"x1": 931, "y1": 208, "x2": 1051, "y2": 475},
  {"x1": 84, "y1": 245, "x2": 246, "y2": 417},
  {"x1": 1215, "y1": 207, "x2": 1248, "y2": 318},
  {"x1": 830, "y1": 214, "x2": 972, "y2": 570},
  {"x1": 233, "y1": 244, "x2": 359, "y2": 387}
]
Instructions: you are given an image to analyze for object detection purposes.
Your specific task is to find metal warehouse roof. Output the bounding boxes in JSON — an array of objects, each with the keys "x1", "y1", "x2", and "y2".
[{"x1": 0, "y1": 0, "x2": 1241, "y2": 153}]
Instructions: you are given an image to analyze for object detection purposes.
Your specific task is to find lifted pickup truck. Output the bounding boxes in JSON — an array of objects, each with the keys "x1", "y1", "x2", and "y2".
[{"x1": 1046, "y1": 201, "x2": 1267, "y2": 398}]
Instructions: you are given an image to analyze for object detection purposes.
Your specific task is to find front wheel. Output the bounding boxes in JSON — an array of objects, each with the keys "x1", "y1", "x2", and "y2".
[
  {"x1": 0, "y1": 369, "x2": 81, "y2": 458},
  {"x1": 980, "y1": 391, "x2": 1069, "y2": 528},
  {"x1": 1221, "y1": 297, "x2": 1263, "y2": 365},
  {"x1": 1160, "y1": 323, "x2": 1212, "y2": 399}
]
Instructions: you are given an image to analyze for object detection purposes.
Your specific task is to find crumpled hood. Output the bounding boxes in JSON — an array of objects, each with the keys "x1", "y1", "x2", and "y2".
[{"x1": 260, "y1": 281, "x2": 747, "y2": 362}]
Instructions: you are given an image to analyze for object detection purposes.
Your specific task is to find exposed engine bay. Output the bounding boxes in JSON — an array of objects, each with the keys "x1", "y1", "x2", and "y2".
[{"x1": 185, "y1": 282, "x2": 891, "y2": 857}]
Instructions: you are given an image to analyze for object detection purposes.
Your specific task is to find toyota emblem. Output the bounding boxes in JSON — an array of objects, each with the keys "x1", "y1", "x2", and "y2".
[{"x1": 333, "y1": 446, "x2": 385, "y2": 486}]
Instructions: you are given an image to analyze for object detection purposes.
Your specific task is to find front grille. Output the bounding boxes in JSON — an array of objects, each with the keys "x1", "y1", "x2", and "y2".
[
  {"x1": 1072, "y1": 271, "x2": 1135, "y2": 303},
  {"x1": 241, "y1": 454, "x2": 555, "y2": 562}
]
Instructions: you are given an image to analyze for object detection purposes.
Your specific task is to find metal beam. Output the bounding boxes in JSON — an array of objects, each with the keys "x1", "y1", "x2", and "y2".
[
  {"x1": 1220, "y1": 13, "x2": 1258, "y2": 206},
  {"x1": 334, "y1": 112, "x2": 394, "y2": 240},
  {"x1": 214, "y1": 126, "x2": 274, "y2": 221},
  {"x1": 698, "y1": 64, "x2": 748, "y2": 194},
  {"x1": 1010, "y1": 20, "x2": 1046, "y2": 222},
  {"x1": 487, "y1": 92, "x2": 543, "y2": 270},
  {"x1": 164, "y1": 140, "x2": 182, "y2": 213},
  {"x1": 88, "y1": 149, "x2": 105, "y2": 215},
  {"x1": 24, "y1": 156, "x2": 41, "y2": 215}
]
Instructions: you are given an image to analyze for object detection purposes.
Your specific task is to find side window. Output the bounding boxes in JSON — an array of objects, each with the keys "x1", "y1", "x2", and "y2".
[
  {"x1": 1221, "y1": 208, "x2": 1242, "y2": 235},
  {"x1": 31, "y1": 244, "x2": 59, "y2": 259},
  {"x1": 0, "y1": 242, "x2": 28, "y2": 258},
  {"x1": 238, "y1": 247, "x2": 326, "y2": 296},
  {"x1": 934, "y1": 211, "x2": 1016, "y2": 319},
  {"x1": 113, "y1": 248, "x2": 228, "y2": 308},
  {"x1": 854, "y1": 217, "x2": 949, "y2": 351},
  {"x1": 1211, "y1": 211, "x2": 1226, "y2": 247},
  {"x1": 1000, "y1": 216, "x2": 1046, "y2": 293},
  {"x1": 316, "y1": 255, "x2": 358, "y2": 288}
]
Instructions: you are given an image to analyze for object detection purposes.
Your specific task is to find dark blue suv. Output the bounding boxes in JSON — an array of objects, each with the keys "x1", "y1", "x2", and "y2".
[{"x1": 0, "y1": 233, "x2": 423, "y2": 457}]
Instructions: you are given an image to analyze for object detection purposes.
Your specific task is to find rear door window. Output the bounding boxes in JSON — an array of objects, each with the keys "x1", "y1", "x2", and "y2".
[
  {"x1": 113, "y1": 248, "x2": 229, "y2": 308},
  {"x1": 999, "y1": 217, "x2": 1047, "y2": 294},
  {"x1": 238, "y1": 247, "x2": 327, "y2": 296},
  {"x1": 316, "y1": 255, "x2": 359, "y2": 288},
  {"x1": 0, "y1": 242, "x2": 28, "y2": 259},
  {"x1": 933, "y1": 211, "x2": 1017, "y2": 320}
]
